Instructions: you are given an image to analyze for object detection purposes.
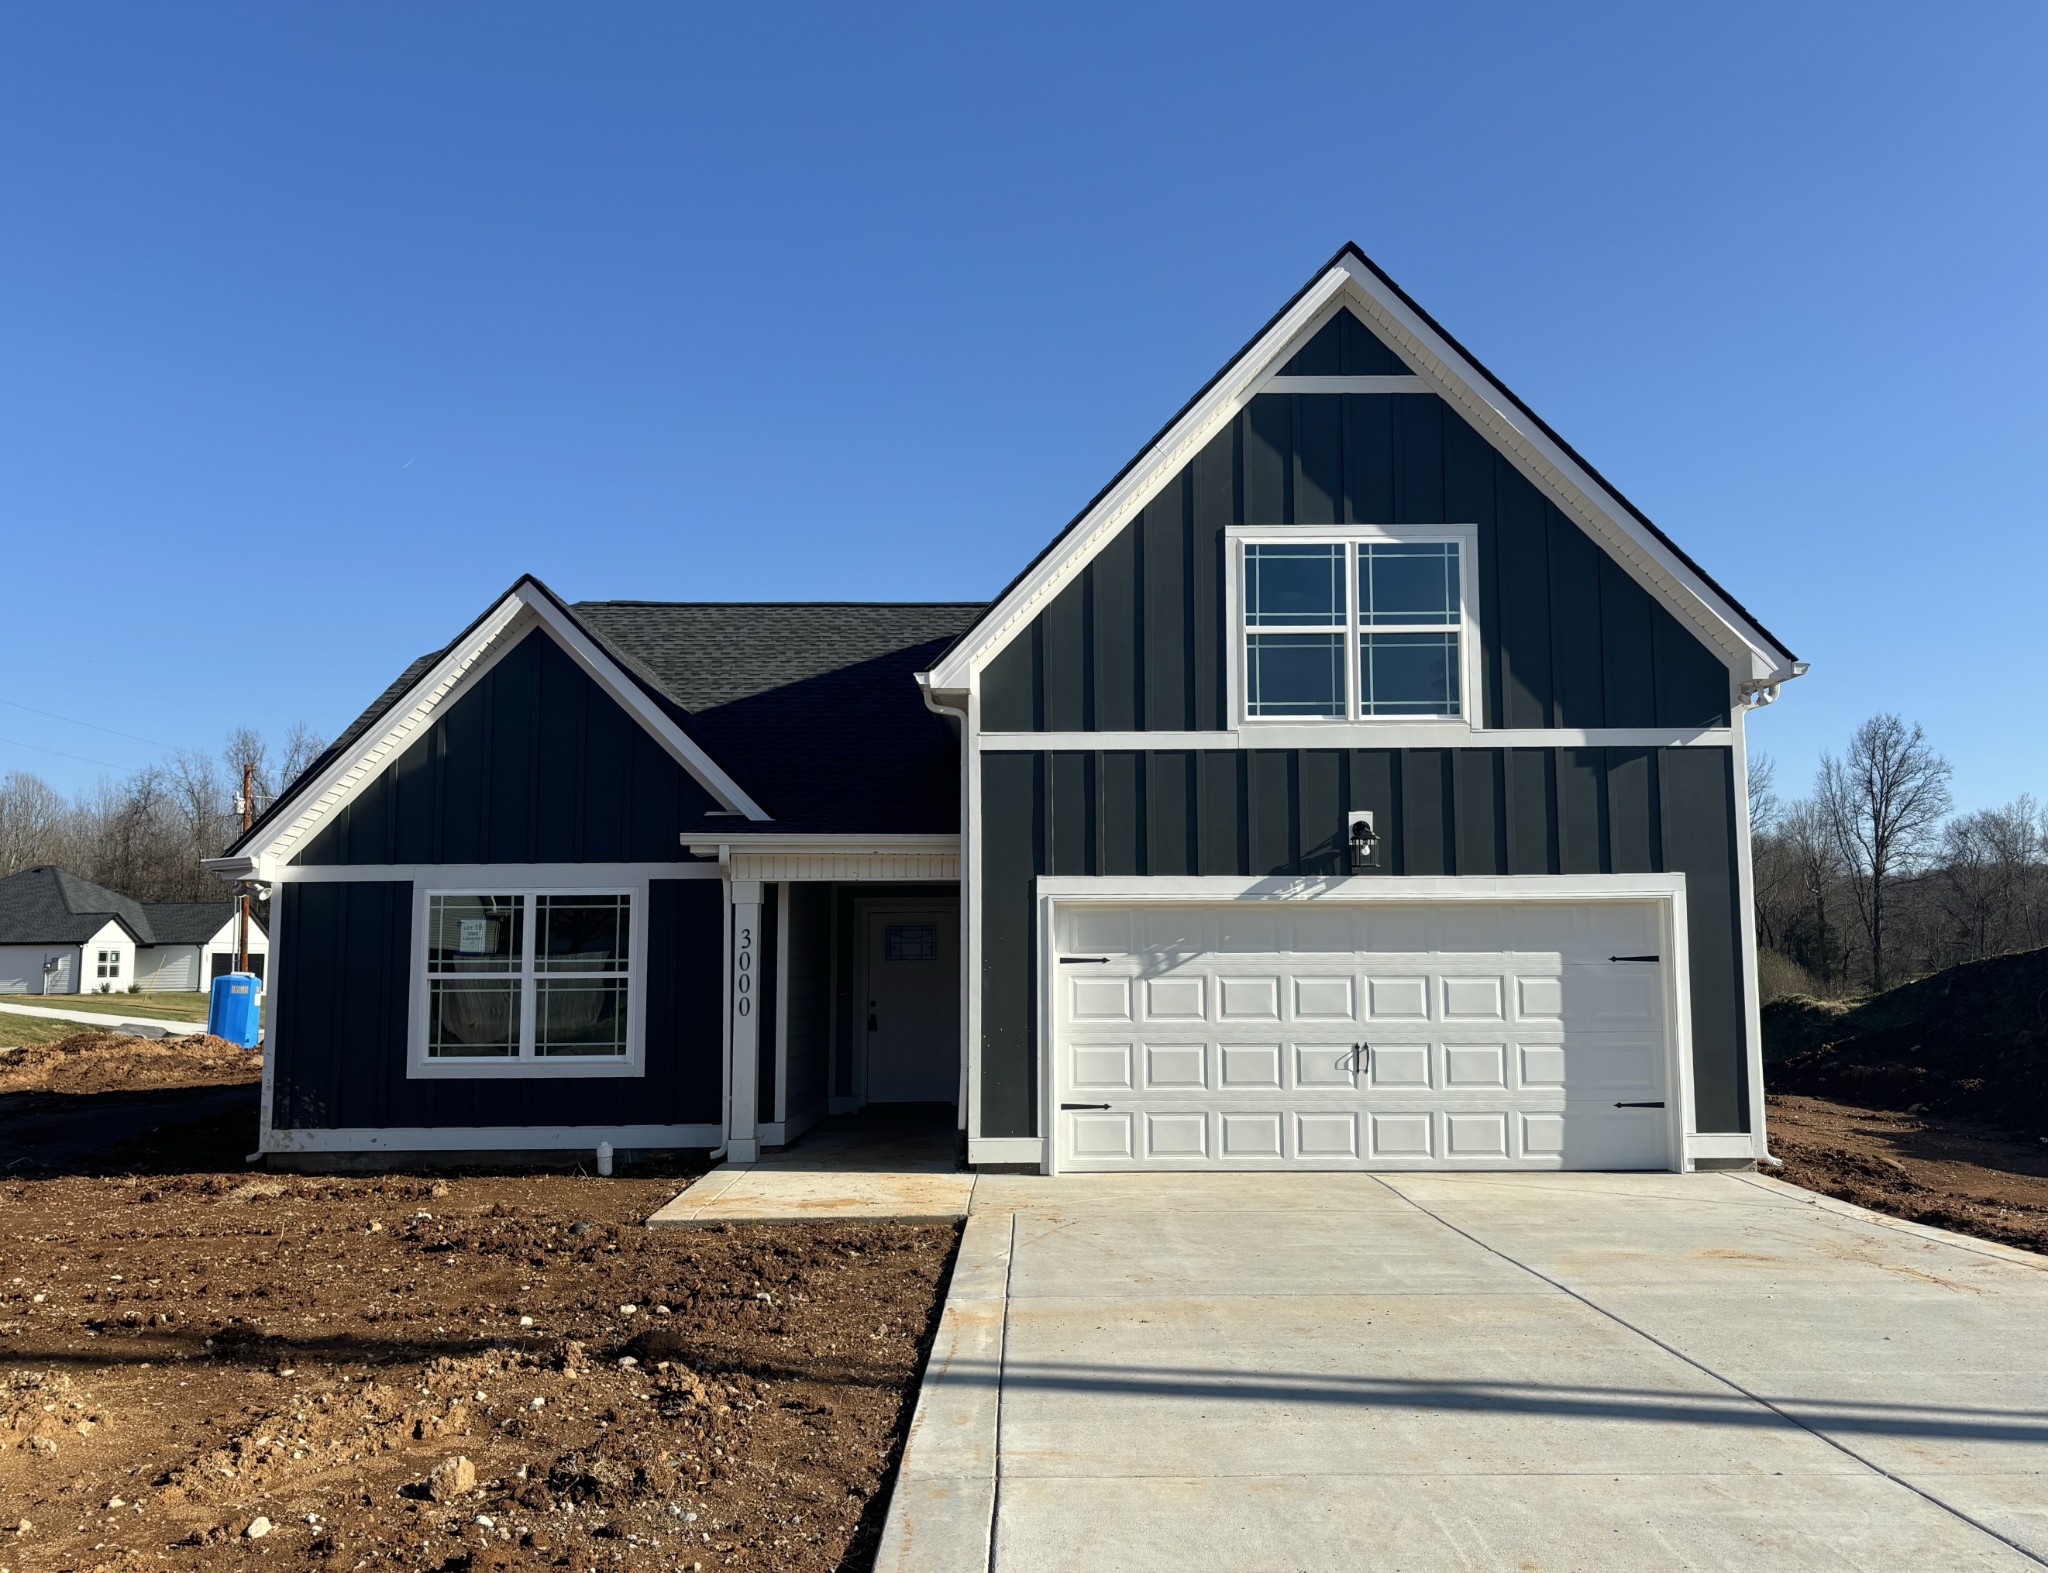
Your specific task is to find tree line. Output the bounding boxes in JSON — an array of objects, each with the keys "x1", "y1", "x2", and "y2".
[
  {"x1": 0, "y1": 725, "x2": 327, "y2": 903},
  {"x1": 1752, "y1": 713, "x2": 2046, "y2": 1000}
]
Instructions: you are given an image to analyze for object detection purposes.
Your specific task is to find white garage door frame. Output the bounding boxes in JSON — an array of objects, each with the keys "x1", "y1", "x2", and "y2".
[{"x1": 1035, "y1": 873, "x2": 1698, "y2": 1176}]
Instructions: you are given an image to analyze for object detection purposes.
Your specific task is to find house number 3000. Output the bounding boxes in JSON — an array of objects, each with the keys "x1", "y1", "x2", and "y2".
[{"x1": 735, "y1": 925, "x2": 753, "y2": 1017}]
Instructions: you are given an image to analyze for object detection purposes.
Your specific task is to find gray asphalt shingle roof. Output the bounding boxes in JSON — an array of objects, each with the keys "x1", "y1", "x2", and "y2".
[
  {"x1": 137, "y1": 901, "x2": 239, "y2": 947},
  {"x1": 0, "y1": 867, "x2": 245, "y2": 948},
  {"x1": 574, "y1": 601, "x2": 984, "y2": 834}
]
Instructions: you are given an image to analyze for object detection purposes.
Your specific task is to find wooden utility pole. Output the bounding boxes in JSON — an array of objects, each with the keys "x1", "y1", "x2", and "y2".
[{"x1": 238, "y1": 761, "x2": 253, "y2": 973}]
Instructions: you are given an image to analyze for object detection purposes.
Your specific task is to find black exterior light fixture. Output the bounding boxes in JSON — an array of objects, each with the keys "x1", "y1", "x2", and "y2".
[{"x1": 1347, "y1": 809, "x2": 1380, "y2": 872}]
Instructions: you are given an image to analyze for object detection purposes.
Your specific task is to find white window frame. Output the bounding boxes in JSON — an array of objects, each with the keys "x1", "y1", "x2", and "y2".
[
  {"x1": 96, "y1": 949, "x2": 120, "y2": 979},
  {"x1": 1226, "y1": 524, "x2": 1480, "y2": 728},
  {"x1": 408, "y1": 879, "x2": 648, "y2": 1080}
]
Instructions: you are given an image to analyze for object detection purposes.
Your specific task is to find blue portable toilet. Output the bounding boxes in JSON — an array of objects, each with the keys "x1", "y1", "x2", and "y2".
[{"x1": 208, "y1": 972, "x2": 262, "y2": 1048}]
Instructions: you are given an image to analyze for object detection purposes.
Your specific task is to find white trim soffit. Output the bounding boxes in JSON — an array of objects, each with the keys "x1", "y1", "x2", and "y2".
[{"x1": 923, "y1": 262, "x2": 1797, "y2": 692}]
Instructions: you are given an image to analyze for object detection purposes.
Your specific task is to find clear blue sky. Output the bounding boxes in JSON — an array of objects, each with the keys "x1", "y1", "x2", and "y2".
[{"x1": 3, "y1": 3, "x2": 2042, "y2": 811}]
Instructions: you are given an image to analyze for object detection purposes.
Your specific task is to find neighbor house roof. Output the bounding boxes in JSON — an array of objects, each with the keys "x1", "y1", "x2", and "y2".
[
  {"x1": 0, "y1": 866, "x2": 155, "y2": 945},
  {"x1": 136, "y1": 901, "x2": 241, "y2": 947}
]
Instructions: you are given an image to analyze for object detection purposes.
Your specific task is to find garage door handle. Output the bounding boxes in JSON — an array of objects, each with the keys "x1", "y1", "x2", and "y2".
[
  {"x1": 1614, "y1": 1100, "x2": 1665, "y2": 1108},
  {"x1": 1060, "y1": 1102, "x2": 1111, "y2": 1111},
  {"x1": 1350, "y1": 1042, "x2": 1371, "y2": 1074},
  {"x1": 1609, "y1": 954, "x2": 1660, "y2": 963}
]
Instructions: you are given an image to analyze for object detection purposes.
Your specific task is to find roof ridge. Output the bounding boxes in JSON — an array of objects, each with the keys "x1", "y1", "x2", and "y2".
[{"x1": 574, "y1": 599, "x2": 989, "y2": 610}]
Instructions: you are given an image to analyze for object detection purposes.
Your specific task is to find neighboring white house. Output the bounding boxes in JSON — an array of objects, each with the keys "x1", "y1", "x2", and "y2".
[{"x1": 0, "y1": 866, "x2": 267, "y2": 994}]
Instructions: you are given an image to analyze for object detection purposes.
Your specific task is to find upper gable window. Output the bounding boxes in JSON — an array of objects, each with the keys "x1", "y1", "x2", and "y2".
[{"x1": 1235, "y1": 527, "x2": 1474, "y2": 723}]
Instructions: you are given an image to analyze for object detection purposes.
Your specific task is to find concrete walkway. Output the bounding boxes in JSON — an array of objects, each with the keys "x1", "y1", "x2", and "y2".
[
  {"x1": 0, "y1": 999, "x2": 206, "y2": 1033},
  {"x1": 880, "y1": 1170, "x2": 2048, "y2": 1572},
  {"x1": 648, "y1": 1109, "x2": 974, "y2": 1225}
]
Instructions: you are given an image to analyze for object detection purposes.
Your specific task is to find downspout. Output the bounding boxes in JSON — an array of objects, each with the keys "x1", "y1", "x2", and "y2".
[
  {"x1": 1736, "y1": 658, "x2": 1809, "y2": 1173},
  {"x1": 917, "y1": 675, "x2": 973, "y2": 1154}
]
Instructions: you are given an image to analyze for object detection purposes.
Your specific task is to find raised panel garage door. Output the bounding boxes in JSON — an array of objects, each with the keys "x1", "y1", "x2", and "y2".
[{"x1": 1052, "y1": 901, "x2": 1674, "y2": 1172}]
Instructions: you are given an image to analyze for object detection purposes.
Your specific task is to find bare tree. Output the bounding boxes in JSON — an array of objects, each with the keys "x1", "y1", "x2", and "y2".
[
  {"x1": 1755, "y1": 795, "x2": 1853, "y2": 988},
  {"x1": 1935, "y1": 795, "x2": 2048, "y2": 962},
  {"x1": 278, "y1": 722, "x2": 327, "y2": 790},
  {"x1": 1747, "y1": 751, "x2": 1781, "y2": 838},
  {"x1": 0, "y1": 770, "x2": 67, "y2": 875},
  {"x1": 1817, "y1": 714, "x2": 1953, "y2": 989}
]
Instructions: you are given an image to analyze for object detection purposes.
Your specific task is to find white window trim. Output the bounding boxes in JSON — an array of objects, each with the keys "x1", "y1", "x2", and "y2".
[
  {"x1": 407, "y1": 879, "x2": 649, "y2": 1080},
  {"x1": 96, "y1": 949, "x2": 121, "y2": 979},
  {"x1": 1225, "y1": 523, "x2": 1481, "y2": 729}
]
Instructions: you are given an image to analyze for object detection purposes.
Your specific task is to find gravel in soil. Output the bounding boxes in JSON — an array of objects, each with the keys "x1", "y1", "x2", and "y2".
[
  {"x1": 0, "y1": 1034, "x2": 959, "y2": 1573},
  {"x1": 1768, "y1": 1092, "x2": 2048, "y2": 1254}
]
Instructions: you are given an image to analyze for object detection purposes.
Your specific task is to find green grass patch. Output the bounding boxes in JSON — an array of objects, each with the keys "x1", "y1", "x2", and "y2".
[
  {"x1": 0, "y1": 992, "x2": 211, "y2": 1021},
  {"x1": 0, "y1": 1013, "x2": 104, "y2": 1048}
]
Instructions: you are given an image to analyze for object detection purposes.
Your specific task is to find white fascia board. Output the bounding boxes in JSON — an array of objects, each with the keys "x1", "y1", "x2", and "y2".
[
  {"x1": 925, "y1": 261, "x2": 1796, "y2": 694},
  {"x1": 240, "y1": 583, "x2": 768, "y2": 875},
  {"x1": 922, "y1": 267, "x2": 1353, "y2": 691}
]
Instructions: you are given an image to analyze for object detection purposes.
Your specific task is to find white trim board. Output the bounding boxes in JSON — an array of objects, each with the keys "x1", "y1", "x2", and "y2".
[
  {"x1": 1687, "y1": 1133, "x2": 1764, "y2": 1162},
  {"x1": 976, "y1": 728, "x2": 1737, "y2": 751},
  {"x1": 273, "y1": 862, "x2": 723, "y2": 885},
  {"x1": 263, "y1": 1124, "x2": 723, "y2": 1154},
  {"x1": 232, "y1": 578, "x2": 768, "y2": 877},
  {"x1": 922, "y1": 257, "x2": 1799, "y2": 694}
]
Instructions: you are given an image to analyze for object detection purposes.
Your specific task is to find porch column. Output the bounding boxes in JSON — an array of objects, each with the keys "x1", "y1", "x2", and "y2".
[{"x1": 727, "y1": 878, "x2": 763, "y2": 1164}]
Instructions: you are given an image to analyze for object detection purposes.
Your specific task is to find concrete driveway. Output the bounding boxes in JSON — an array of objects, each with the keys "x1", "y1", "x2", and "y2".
[{"x1": 879, "y1": 1171, "x2": 2048, "y2": 1572}]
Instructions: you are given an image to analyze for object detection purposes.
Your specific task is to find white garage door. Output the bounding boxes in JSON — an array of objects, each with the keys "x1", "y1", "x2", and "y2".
[{"x1": 1053, "y1": 900, "x2": 1674, "y2": 1172}]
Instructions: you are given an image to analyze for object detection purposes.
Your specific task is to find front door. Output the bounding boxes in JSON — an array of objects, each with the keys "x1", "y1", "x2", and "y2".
[{"x1": 863, "y1": 908, "x2": 959, "y2": 1103}]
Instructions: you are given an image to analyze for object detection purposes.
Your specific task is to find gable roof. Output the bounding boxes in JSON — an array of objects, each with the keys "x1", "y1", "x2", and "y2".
[
  {"x1": 922, "y1": 243, "x2": 1799, "y2": 693},
  {"x1": 222, "y1": 587, "x2": 986, "y2": 868},
  {"x1": 222, "y1": 577, "x2": 773, "y2": 868},
  {"x1": 0, "y1": 866, "x2": 153, "y2": 945}
]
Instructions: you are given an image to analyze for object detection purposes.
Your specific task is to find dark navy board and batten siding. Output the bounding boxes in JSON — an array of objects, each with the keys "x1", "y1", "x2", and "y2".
[
  {"x1": 271, "y1": 878, "x2": 724, "y2": 1131},
  {"x1": 294, "y1": 629, "x2": 719, "y2": 867},
  {"x1": 273, "y1": 626, "x2": 727, "y2": 1135},
  {"x1": 979, "y1": 746, "x2": 1747, "y2": 1140},
  {"x1": 979, "y1": 389, "x2": 1732, "y2": 733}
]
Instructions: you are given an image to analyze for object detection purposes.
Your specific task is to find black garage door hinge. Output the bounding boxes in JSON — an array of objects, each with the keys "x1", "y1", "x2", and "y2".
[
  {"x1": 1614, "y1": 1100, "x2": 1666, "y2": 1108},
  {"x1": 1058, "y1": 956, "x2": 1109, "y2": 965},
  {"x1": 1060, "y1": 1102, "x2": 1112, "y2": 1111},
  {"x1": 1609, "y1": 954, "x2": 1660, "y2": 963}
]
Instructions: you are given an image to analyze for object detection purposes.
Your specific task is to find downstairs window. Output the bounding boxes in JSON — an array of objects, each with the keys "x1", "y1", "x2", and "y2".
[{"x1": 422, "y1": 891, "x2": 634, "y2": 1069}]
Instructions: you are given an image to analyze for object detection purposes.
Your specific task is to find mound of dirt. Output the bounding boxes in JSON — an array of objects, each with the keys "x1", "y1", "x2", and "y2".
[
  {"x1": 1768, "y1": 1094, "x2": 2048, "y2": 1254},
  {"x1": 1764, "y1": 946, "x2": 2048, "y2": 1133},
  {"x1": 0, "y1": 1028, "x2": 259, "y2": 1095}
]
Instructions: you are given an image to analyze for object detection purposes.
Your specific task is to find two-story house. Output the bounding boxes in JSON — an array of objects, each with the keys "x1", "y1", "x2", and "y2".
[{"x1": 210, "y1": 246, "x2": 1800, "y2": 1173}]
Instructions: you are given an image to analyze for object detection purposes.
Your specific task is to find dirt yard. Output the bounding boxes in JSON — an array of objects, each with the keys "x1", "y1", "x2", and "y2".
[
  {"x1": 0, "y1": 1033, "x2": 958, "y2": 1573},
  {"x1": 1768, "y1": 1092, "x2": 2048, "y2": 1254}
]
